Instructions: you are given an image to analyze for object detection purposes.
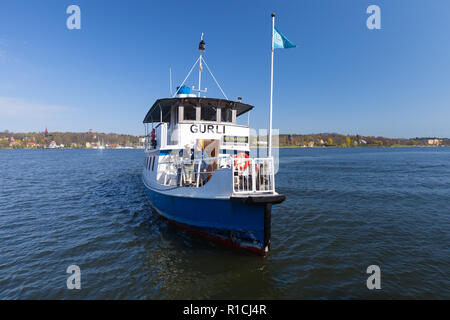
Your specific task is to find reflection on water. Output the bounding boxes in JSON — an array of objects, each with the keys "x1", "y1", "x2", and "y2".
[{"x1": 0, "y1": 148, "x2": 449, "y2": 299}]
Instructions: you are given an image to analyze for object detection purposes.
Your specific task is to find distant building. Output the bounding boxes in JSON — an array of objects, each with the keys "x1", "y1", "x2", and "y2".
[
  {"x1": 9, "y1": 139, "x2": 21, "y2": 147},
  {"x1": 427, "y1": 139, "x2": 442, "y2": 146},
  {"x1": 307, "y1": 141, "x2": 314, "y2": 148},
  {"x1": 257, "y1": 141, "x2": 267, "y2": 146},
  {"x1": 287, "y1": 134, "x2": 293, "y2": 144},
  {"x1": 49, "y1": 141, "x2": 57, "y2": 148},
  {"x1": 85, "y1": 142, "x2": 92, "y2": 148}
]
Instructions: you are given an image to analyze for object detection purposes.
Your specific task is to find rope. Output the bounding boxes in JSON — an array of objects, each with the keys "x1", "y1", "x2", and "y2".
[
  {"x1": 172, "y1": 56, "x2": 200, "y2": 97},
  {"x1": 202, "y1": 58, "x2": 228, "y2": 100}
]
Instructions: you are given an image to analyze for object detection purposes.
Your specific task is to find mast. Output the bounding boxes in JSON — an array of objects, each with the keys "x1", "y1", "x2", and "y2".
[
  {"x1": 174, "y1": 33, "x2": 228, "y2": 99},
  {"x1": 198, "y1": 33, "x2": 205, "y2": 97}
]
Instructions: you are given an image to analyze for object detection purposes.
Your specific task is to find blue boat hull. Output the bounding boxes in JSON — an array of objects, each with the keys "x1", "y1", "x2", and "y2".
[{"x1": 143, "y1": 186, "x2": 271, "y2": 254}]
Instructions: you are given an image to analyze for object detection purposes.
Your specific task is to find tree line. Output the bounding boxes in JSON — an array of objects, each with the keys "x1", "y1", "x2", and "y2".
[
  {"x1": 0, "y1": 131, "x2": 142, "y2": 148},
  {"x1": 277, "y1": 133, "x2": 449, "y2": 147}
]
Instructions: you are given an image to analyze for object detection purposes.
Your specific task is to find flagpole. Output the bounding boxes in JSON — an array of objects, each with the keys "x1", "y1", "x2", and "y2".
[{"x1": 269, "y1": 13, "x2": 275, "y2": 157}]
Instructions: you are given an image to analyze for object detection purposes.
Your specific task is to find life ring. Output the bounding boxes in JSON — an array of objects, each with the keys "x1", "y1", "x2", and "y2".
[{"x1": 234, "y1": 152, "x2": 249, "y2": 170}]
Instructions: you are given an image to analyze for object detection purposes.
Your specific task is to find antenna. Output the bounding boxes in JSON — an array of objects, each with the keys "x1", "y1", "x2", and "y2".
[{"x1": 169, "y1": 67, "x2": 173, "y2": 96}]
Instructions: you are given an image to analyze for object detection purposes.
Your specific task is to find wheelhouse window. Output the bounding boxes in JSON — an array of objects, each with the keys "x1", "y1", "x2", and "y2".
[
  {"x1": 201, "y1": 105, "x2": 217, "y2": 121},
  {"x1": 221, "y1": 108, "x2": 232, "y2": 123},
  {"x1": 184, "y1": 105, "x2": 196, "y2": 121}
]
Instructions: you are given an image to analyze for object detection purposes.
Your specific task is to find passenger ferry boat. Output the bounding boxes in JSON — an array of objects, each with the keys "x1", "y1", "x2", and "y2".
[{"x1": 142, "y1": 36, "x2": 285, "y2": 255}]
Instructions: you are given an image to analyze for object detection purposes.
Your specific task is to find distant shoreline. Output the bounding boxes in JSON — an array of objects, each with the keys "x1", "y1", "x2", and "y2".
[
  {"x1": 0, "y1": 147, "x2": 145, "y2": 150},
  {"x1": 276, "y1": 145, "x2": 448, "y2": 149},
  {"x1": 1, "y1": 130, "x2": 449, "y2": 149},
  {"x1": 1, "y1": 146, "x2": 448, "y2": 151}
]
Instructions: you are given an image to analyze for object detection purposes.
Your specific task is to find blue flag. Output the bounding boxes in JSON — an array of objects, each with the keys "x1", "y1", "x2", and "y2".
[{"x1": 273, "y1": 27, "x2": 296, "y2": 49}]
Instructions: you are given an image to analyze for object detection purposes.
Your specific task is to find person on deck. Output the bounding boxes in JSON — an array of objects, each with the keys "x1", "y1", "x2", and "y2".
[
  {"x1": 193, "y1": 141, "x2": 207, "y2": 186},
  {"x1": 151, "y1": 129, "x2": 157, "y2": 148},
  {"x1": 182, "y1": 144, "x2": 194, "y2": 185}
]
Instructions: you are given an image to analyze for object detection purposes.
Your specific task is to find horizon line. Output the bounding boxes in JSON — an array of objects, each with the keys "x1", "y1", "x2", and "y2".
[{"x1": 1, "y1": 130, "x2": 449, "y2": 140}]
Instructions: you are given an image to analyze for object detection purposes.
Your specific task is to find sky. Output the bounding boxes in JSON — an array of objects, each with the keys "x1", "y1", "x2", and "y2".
[{"x1": 0, "y1": 0, "x2": 450, "y2": 138}]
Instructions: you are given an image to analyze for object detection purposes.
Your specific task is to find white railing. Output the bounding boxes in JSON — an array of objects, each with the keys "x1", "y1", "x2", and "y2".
[
  {"x1": 232, "y1": 157, "x2": 275, "y2": 194},
  {"x1": 154, "y1": 154, "x2": 275, "y2": 194}
]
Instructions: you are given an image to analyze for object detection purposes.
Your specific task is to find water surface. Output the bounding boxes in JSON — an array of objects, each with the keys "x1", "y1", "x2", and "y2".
[{"x1": 0, "y1": 148, "x2": 449, "y2": 299}]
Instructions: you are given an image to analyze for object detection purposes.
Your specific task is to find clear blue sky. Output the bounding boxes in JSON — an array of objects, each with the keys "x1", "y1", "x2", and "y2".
[{"x1": 1, "y1": 0, "x2": 450, "y2": 137}]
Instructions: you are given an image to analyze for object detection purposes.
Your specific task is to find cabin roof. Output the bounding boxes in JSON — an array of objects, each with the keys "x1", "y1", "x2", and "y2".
[{"x1": 143, "y1": 97, "x2": 254, "y2": 123}]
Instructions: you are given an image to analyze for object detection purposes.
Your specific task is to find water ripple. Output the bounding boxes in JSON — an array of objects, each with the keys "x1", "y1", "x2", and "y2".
[{"x1": 0, "y1": 148, "x2": 449, "y2": 299}]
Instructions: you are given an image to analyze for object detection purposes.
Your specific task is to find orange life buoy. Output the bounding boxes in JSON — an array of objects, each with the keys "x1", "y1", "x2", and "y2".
[{"x1": 234, "y1": 152, "x2": 249, "y2": 170}]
